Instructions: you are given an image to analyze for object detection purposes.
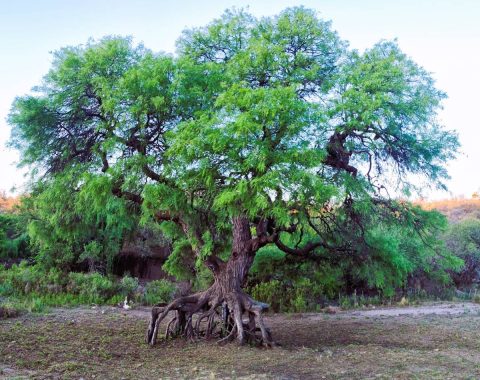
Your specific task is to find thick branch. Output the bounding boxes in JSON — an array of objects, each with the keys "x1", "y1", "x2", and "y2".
[
  {"x1": 274, "y1": 236, "x2": 326, "y2": 256},
  {"x1": 142, "y1": 164, "x2": 163, "y2": 182},
  {"x1": 111, "y1": 184, "x2": 142, "y2": 204},
  {"x1": 154, "y1": 210, "x2": 182, "y2": 223},
  {"x1": 323, "y1": 131, "x2": 358, "y2": 176}
]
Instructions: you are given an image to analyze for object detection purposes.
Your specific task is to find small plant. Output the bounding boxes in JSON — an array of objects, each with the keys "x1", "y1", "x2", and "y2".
[
  {"x1": 27, "y1": 297, "x2": 47, "y2": 313},
  {"x1": 143, "y1": 279, "x2": 176, "y2": 305},
  {"x1": 398, "y1": 296, "x2": 409, "y2": 306}
]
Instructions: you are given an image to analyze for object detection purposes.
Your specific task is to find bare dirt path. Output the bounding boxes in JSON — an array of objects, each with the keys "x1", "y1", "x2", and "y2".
[
  {"x1": 1, "y1": 302, "x2": 480, "y2": 379},
  {"x1": 309, "y1": 301, "x2": 480, "y2": 319}
]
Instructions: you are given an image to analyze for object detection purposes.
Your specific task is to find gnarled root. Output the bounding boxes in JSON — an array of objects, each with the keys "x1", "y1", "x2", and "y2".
[{"x1": 146, "y1": 288, "x2": 275, "y2": 347}]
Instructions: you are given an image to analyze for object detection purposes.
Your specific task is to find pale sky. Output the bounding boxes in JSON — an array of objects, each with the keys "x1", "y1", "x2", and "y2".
[{"x1": 1, "y1": 0, "x2": 479, "y2": 198}]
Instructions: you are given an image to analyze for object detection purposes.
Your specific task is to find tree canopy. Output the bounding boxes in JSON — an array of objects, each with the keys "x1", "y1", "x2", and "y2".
[{"x1": 8, "y1": 7, "x2": 459, "y2": 345}]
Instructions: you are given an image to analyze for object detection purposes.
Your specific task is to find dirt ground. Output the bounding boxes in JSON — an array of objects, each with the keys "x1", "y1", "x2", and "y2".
[{"x1": 1, "y1": 302, "x2": 480, "y2": 379}]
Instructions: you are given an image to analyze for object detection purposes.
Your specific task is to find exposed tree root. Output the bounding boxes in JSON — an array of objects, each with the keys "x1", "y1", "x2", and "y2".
[{"x1": 146, "y1": 286, "x2": 275, "y2": 347}]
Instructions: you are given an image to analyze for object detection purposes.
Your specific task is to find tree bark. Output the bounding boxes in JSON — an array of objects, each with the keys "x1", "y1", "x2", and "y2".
[{"x1": 146, "y1": 215, "x2": 274, "y2": 347}]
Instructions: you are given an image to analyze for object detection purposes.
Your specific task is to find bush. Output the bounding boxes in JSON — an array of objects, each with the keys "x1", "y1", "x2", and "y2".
[
  {"x1": 338, "y1": 293, "x2": 382, "y2": 309},
  {"x1": 0, "y1": 212, "x2": 31, "y2": 260},
  {"x1": 250, "y1": 280, "x2": 285, "y2": 312},
  {"x1": 67, "y1": 272, "x2": 118, "y2": 303},
  {"x1": 0, "y1": 262, "x2": 123, "y2": 307},
  {"x1": 249, "y1": 247, "x2": 343, "y2": 312},
  {"x1": 120, "y1": 275, "x2": 139, "y2": 299},
  {"x1": 250, "y1": 278, "x2": 324, "y2": 312},
  {"x1": 0, "y1": 261, "x2": 46, "y2": 296},
  {"x1": 289, "y1": 278, "x2": 324, "y2": 312},
  {"x1": 443, "y1": 218, "x2": 480, "y2": 287},
  {"x1": 143, "y1": 279, "x2": 176, "y2": 305}
]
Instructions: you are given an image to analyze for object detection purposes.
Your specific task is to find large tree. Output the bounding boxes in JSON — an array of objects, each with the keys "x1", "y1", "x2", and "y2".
[{"x1": 9, "y1": 7, "x2": 458, "y2": 346}]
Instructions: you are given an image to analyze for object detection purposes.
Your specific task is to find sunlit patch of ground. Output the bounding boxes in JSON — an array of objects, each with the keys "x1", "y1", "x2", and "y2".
[{"x1": 1, "y1": 303, "x2": 480, "y2": 379}]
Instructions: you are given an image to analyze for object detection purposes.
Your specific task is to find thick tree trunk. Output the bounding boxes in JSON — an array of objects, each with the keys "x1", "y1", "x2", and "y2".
[{"x1": 146, "y1": 216, "x2": 274, "y2": 347}]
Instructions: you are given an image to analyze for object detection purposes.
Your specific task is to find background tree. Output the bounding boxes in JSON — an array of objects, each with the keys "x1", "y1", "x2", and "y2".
[
  {"x1": 0, "y1": 192, "x2": 30, "y2": 262},
  {"x1": 8, "y1": 7, "x2": 459, "y2": 346},
  {"x1": 23, "y1": 170, "x2": 137, "y2": 272},
  {"x1": 444, "y1": 218, "x2": 480, "y2": 287},
  {"x1": 0, "y1": 212, "x2": 30, "y2": 261}
]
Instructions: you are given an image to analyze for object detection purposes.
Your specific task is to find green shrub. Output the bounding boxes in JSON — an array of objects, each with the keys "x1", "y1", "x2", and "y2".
[
  {"x1": 0, "y1": 262, "x2": 120, "y2": 306},
  {"x1": 250, "y1": 280, "x2": 285, "y2": 312},
  {"x1": 143, "y1": 279, "x2": 176, "y2": 305},
  {"x1": 108, "y1": 294, "x2": 125, "y2": 305},
  {"x1": 0, "y1": 213, "x2": 31, "y2": 260},
  {"x1": 443, "y1": 218, "x2": 480, "y2": 286},
  {"x1": 67, "y1": 272, "x2": 118, "y2": 303},
  {"x1": 288, "y1": 278, "x2": 323, "y2": 312},
  {"x1": 120, "y1": 275, "x2": 139, "y2": 299},
  {"x1": 0, "y1": 263, "x2": 159, "y2": 309},
  {"x1": 250, "y1": 277, "x2": 331, "y2": 312}
]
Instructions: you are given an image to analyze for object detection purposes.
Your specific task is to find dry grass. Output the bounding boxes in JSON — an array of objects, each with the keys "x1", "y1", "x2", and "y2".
[
  {"x1": 416, "y1": 198, "x2": 480, "y2": 223},
  {"x1": 1, "y1": 304, "x2": 480, "y2": 379},
  {"x1": 0, "y1": 193, "x2": 20, "y2": 213}
]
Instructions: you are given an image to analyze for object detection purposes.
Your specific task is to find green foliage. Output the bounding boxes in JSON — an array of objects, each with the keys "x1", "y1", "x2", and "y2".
[
  {"x1": 249, "y1": 246, "x2": 285, "y2": 276},
  {"x1": 249, "y1": 204, "x2": 461, "y2": 303},
  {"x1": 250, "y1": 280, "x2": 284, "y2": 312},
  {"x1": 67, "y1": 272, "x2": 118, "y2": 302},
  {"x1": 0, "y1": 262, "x2": 201, "y2": 313},
  {"x1": 26, "y1": 297, "x2": 47, "y2": 313},
  {"x1": 7, "y1": 7, "x2": 459, "y2": 303},
  {"x1": 249, "y1": 277, "x2": 326, "y2": 313},
  {"x1": 143, "y1": 279, "x2": 176, "y2": 305},
  {"x1": 0, "y1": 262, "x2": 133, "y2": 307},
  {"x1": 338, "y1": 293, "x2": 385, "y2": 309},
  {"x1": 162, "y1": 238, "x2": 195, "y2": 281},
  {"x1": 0, "y1": 212, "x2": 30, "y2": 259},
  {"x1": 443, "y1": 218, "x2": 480, "y2": 285},
  {"x1": 250, "y1": 246, "x2": 344, "y2": 312},
  {"x1": 23, "y1": 169, "x2": 137, "y2": 272},
  {"x1": 444, "y1": 218, "x2": 480, "y2": 260},
  {"x1": 328, "y1": 201, "x2": 463, "y2": 296},
  {"x1": 120, "y1": 275, "x2": 139, "y2": 298}
]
